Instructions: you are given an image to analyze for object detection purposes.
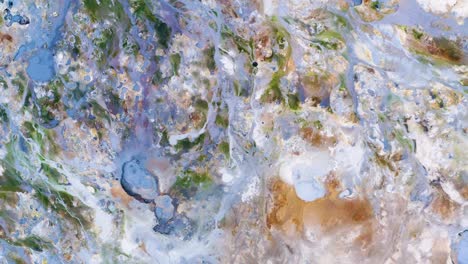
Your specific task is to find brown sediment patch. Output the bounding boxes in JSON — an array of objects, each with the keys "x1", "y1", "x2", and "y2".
[
  {"x1": 431, "y1": 187, "x2": 460, "y2": 220},
  {"x1": 338, "y1": 0, "x2": 349, "y2": 11},
  {"x1": 305, "y1": 8, "x2": 331, "y2": 21},
  {"x1": 458, "y1": 185, "x2": 468, "y2": 200},
  {"x1": 429, "y1": 37, "x2": 464, "y2": 63},
  {"x1": 260, "y1": 112, "x2": 275, "y2": 132},
  {"x1": 403, "y1": 27, "x2": 466, "y2": 64},
  {"x1": 139, "y1": 242, "x2": 150, "y2": 255},
  {"x1": 110, "y1": 180, "x2": 133, "y2": 206},
  {"x1": 218, "y1": 0, "x2": 240, "y2": 18},
  {"x1": 354, "y1": 4, "x2": 385, "y2": 22},
  {"x1": 299, "y1": 126, "x2": 337, "y2": 148},
  {"x1": 299, "y1": 72, "x2": 338, "y2": 106},
  {"x1": 254, "y1": 28, "x2": 272, "y2": 62},
  {"x1": 450, "y1": 174, "x2": 468, "y2": 200},
  {"x1": 0, "y1": 33, "x2": 12, "y2": 43},
  {"x1": 430, "y1": 238, "x2": 450, "y2": 264},
  {"x1": 267, "y1": 177, "x2": 374, "y2": 239},
  {"x1": 189, "y1": 111, "x2": 205, "y2": 128}
]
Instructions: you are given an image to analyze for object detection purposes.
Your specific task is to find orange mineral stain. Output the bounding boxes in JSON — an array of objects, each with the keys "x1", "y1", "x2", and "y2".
[
  {"x1": 267, "y1": 177, "x2": 374, "y2": 244},
  {"x1": 110, "y1": 180, "x2": 133, "y2": 206}
]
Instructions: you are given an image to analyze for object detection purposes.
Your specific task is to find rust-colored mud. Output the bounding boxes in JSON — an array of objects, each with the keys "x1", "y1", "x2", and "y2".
[
  {"x1": 267, "y1": 177, "x2": 374, "y2": 237},
  {"x1": 0, "y1": 33, "x2": 12, "y2": 43}
]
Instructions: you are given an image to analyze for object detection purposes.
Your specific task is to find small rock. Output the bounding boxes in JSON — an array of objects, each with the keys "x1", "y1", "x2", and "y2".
[
  {"x1": 154, "y1": 195, "x2": 175, "y2": 223},
  {"x1": 121, "y1": 158, "x2": 159, "y2": 203}
]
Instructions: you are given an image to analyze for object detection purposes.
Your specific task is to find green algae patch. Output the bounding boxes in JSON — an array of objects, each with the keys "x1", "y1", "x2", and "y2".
[
  {"x1": 159, "y1": 129, "x2": 170, "y2": 146},
  {"x1": 22, "y1": 121, "x2": 60, "y2": 156},
  {"x1": 154, "y1": 19, "x2": 172, "y2": 49},
  {"x1": 0, "y1": 76, "x2": 7, "y2": 89},
  {"x1": 393, "y1": 129, "x2": 414, "y2": 152},
  {"x1": 122, "y1": 35, "x2": 140, "y2": 56},
  {"x1": 261, "y1": 71, "x2": 285, "y2": 103},
  {"x1": 172, "y1": 169, "x2": 213, "y2": 198},
  {"x1": 221, "y1": 26, "x2": 254, "y2": 60},
  {"x1": 0, "y1": 160, "x2": 23, "y2": 194},
  {"x1": 11, "y1": 236, "x2": 52, "y2": 252},
  {"x1": 12, "y1": 73, "x2": 27, "y2": 98},
  {"x1": 432, "y1": 37, "x2": 464, "y2": 62},
  {"x1": 174, "y1": 133, "x2": 206, "y2": 152},
  {"x1": 104, "y1": 90, "x2": 124, "y2": 115},
  {"x1": 204, "y1": 46, "x2": 217, "y2": 72},
  {"x1": 95, "y1": 28, "x2": 117, "y2": 52},
  {"x1": 313, "y1": 120, "x2": 323, "y2": 130},
  {"x1": 261, "y1": 20, "x2": 296, "y2": 105},
  {"x1": 272, "y1": 23, "x2": 292, "y2": 69},
  {"x1": 370, "y1": 1, "x2": 380, "y2": 10},
  {"x1": 412, "y1": 28, "x2": 423, "y2": 40},
  {"x1": 93, "y1": 27, "x2": 119, "y2": 67},
  {"x1": 317, "y1": 30, "x2": 344, "y2": 42},
  {"x1": 23, "y1": 122, "x2": 44, "y2": 146},
  {"x1": 151, "y1": 70, "x2": 164, "y2": 85},
  {"x1": 400, "y1": 26, "x2": 465, "y2": 65},
  {"x1": 83, "y1": 0, "x2": 100, "y2": 20},
  {"x1": 131, "y1": 0, "x2": 156, "y2": 21},
  {"x1": 215, "y1": 114, "x2": 229, "y2": 128},
  {"x1": 40, "y1": 162, "x2": 67, "y2": 185},
  {"x1": 84, "y1": 0, "x2": 129, "y2": 24},
  {"x1": 170, "y1": 53, "x2": 181, "y2": 76},
  {"x1": 34, "y1": 187, "x2": 94, "y2": 229},
  {"x1": 339, "y1": 74, "x2": 347, "y2": 92},
  {"x1": 194, "y1": 99, "x2": 209, "y2": 112},
  {"x1": 71, "y1": 35, "x2": 82, "y2": 57},
  {"x1": 41, "y1": 78, "x2": 62, "y2": 107},
  {"x1": 35, "y1": 108, "x2": 56, "y2": 128},
  {"x1": 0, "y1": 106, "x2": 8, "y2": 124},
  {"x1": 90, "y1": 101, "x2": 111, "y2": 123},
  {"x1": 0, "y1": 234, "x2": 52, "y2": 253},
  {"x1": 218, "y1": 141, "x2": 230, "y2": 157},
  {"x1": 130, "y1": 0, "x2": 172, "y2": 48},
  {"x1": 312, "y1": 30, "x2": 345, "y2": 51},
  {"x1": 33, "y1": 79, "x2": 63, "y2": 128},
  {"x1": 333, "y1": 13, "x2": 349, "y2": 28},
  {"x1": 174, "y1": 170, "x2": 212, "y2": 189},
  {"x1": 233, "y1": 80, "x2": 250, "y2": 97},
  {"x1": 0, "y1": 190, "x2": 18, "y2": 206},
  {"x1": 0, "y1": 140, "x2": 26, "y2": 195},
  {"x1": 233, "y1": 80, "x2": 242, "y2": 97},
  {"x1": 287, "y1": 93, "x2": 300, "y2": 110}
]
